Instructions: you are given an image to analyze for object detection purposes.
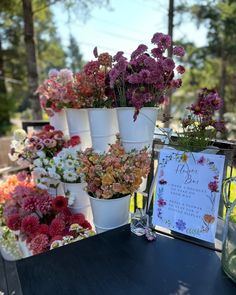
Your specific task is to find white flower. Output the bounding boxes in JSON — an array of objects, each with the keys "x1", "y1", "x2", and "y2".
[
  {"x1": 10, "y1": 140, "x2": 24, "y2": 152},
  {"x1": 8, "y1": 153, "x2": 18, "y2": 161},
  {"x1": 13, "y1": 129, "x2": 27, "y2": 141},
  {"x1": 36, "y1": 182, "x2": 48, "y2": 190},
  {"x1": 43, "y1": 158, "x2": 49, "y2": 165},
  {"x1": 65, "y1": 159, "x2": 75, "y2": 169},
  {"x1": 36, "y1": 151, "x2": 46, "y2": 159},
  {"x1": 48, "y1": 168, "x2": 61, "y2": 180},
  {"x1": 33, "y1": 167, "x2": 47, "y2": 175},
  {"x1": 63, "y1": 170, "x2": 77, "y2": 182},
  {"x1": 33, "y1": 158, "x2": 43, "y2": 167},
  {"x1": 50, "y1": 240, "x2": 63, "y2": 250}
]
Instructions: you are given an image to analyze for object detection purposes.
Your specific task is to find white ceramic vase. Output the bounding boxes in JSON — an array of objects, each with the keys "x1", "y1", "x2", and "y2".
[
  {"x1": 88, "y1": 108, "x2": 119, "y2": 153},
  {"x1": 89, "y1": 194, "x2": 131, "y2": 234},
  {"x1": 49, "y1": 109, "x2": 69, "y2": 136},
  {"x1": 116, "y1": 107, "x2": 158, "y2": 152},
  {"x1": 66, "y1": 108, "x2": 92, "y2": 150},
  {"x1": 63, "y1": 182, "x2": 93, "y2": 224}
]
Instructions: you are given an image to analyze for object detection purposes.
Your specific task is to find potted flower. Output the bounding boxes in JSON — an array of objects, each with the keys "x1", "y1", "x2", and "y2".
[
  {"x1": 78, "y1": 49, "x2": 118, "y2": 153},
  {"x1": 37, "y1": 68, "x2": 74, "y2": 135},
  {"x1": 80, "y1": 139, "x2": 151, "y2": 233},
  {"x1": 171, "y1": 88, "x2": 225, "y2": 153},
  {"x1": 50, "y1": 145, "x2": 93, "y2": 224},
  {"x1": 3, "y1": 178, "x2": 93, "y2": 257},
  {"x1": 108, "y1": 32, "x2": 185, "y2": 152}
]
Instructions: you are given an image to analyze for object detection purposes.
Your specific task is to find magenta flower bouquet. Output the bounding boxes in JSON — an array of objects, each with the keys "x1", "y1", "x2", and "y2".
[
  {"x1": 174, "y1": 88, "x2": 226, "y2": 151},
  {"x1": 109, "y1": 32, "x2": 185, "y2": 119}
]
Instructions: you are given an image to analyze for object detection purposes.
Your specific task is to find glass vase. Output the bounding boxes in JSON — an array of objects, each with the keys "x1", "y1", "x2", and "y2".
[
  {"x1": 222, "y1": 177, "x2": 236, "y2": 283},
  {"x1": 130, "y1": 208, "x2": 149, "y2": 236}
]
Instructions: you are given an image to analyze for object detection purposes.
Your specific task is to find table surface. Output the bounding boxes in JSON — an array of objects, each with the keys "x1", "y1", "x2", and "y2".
[{"x1": 1, "y1": 225, "x2": 236, "y2": 295}]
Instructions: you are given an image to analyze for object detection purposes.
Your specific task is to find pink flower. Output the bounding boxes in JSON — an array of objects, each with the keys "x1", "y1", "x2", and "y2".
[
  {"x1": 35, "y1": 194, "x2": 52, "y2": 214},
  {"x1": 49, "y1": 218, "x2": 65, "y2": 237},
  {"x1": 83, "y1": 61, "x2": 99, "y2": 76},
  {"x1": 6, "y1": 214, "x2": 21, "y2": 231},
  {"x1": 29, "y1": 234, "x2": 49, "y2": 255},
  {"x1": 48, "y1": 69, "x2": 59, "y2": 79},
  {"x1": 173, "y1": 46, "x2": 185, "y2": 57},
  {"x1": 21, "y1": 215, "x2": 40, "y2": 235},
  {"x1": 158, "y1": 198, "x2": 166, "y2": 207},
  {"x1": 16, "y1": 171, "x2": 29, "y2": 181},
  {"x1": 22, "y1": 196, "x2": 36, "y2": 212}
]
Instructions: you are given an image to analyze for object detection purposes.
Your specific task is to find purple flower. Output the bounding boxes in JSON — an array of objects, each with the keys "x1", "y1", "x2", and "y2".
[
  {"x1": 197, "y1": 156, "x2": 206, "y2": 165},
  {"x1": 206, "y1": 93, "x2": 223, "y2": 110},
  {"x1": 162, "y1": 58, "x2": 175, "y2": 72},
  {"x1": 173, "y1": 46, "x2": 185, "y2": 57},
  {"x1": 113, "y1": 51, "x2": 124, "y2": 62},
  {"x1": 176, "y1": 219, "x2": 186, "y2": 231},
  {"x1": 151, "y1": 32, "x2": 171, "y2": 49},
  {"x1": 212, "y1": 120, "x2": 225, "y2": 132},
  {"x1": 171, "y1": 79, "x2": 182, "y2": 88},
  {"x1": 109, "y1": 68, "x2": 120, "y2": 87},
  {"x1": 131, "y1": 44, "x2": 148, "y2": 60},
  {"x1": 151, "y1": 47, "x2": 163, "y2": 58},
  {"x1": 176, "y1": 65, "x2": 185, "y2": 74},
  {"x1": 158, "y1": 198, "x2": 166, "y2": 207},
  {"x1": 127, "y1": 73, "x2": 141, "y2": 84},
  {"x1": 48, "y1": 69, "x2": 59, "y2": 79}
]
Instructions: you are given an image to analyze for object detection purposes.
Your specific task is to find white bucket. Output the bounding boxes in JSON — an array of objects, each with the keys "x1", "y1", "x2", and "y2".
[
  {"x1": 116, "y1": 107, "x2": 158, "y2": 152},
  {"x1": 63, "y1": 182, "x2": 93, "y2": 224},
  {"x1": 0, "y1": 245, "x2": 19, "y2": 261},
  {"x1": 66, "y1": 108, "x2": 92, "y2": 150},
  {"x1": 19, "y1": 239, "x2": 32, "y2": 258},
  {"x1": 49, "y1": 109, "x2": 69, "y2": 136},
  {"x1": 89, "y1": 194, "x2": 131, "y2": 234},
  {"x1": 47, "y1": 179, "x2": 64, "y2": 197},
  {"x1": 88, "y1": 108, "x2": 119, "y2": 153}
]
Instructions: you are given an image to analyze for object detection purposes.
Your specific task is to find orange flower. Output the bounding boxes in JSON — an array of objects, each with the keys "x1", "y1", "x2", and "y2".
[
  {"x1": 102, "y1": 173, "x2": 115, "y2": 185},
  {"x1": 203, "y1": 214, "x2": 215, "y2": 224}
]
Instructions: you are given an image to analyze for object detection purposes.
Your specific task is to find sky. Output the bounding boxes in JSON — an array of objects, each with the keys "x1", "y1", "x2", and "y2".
[{"x1": 53, "y1": 0, "x2": 208, "y2": 61}]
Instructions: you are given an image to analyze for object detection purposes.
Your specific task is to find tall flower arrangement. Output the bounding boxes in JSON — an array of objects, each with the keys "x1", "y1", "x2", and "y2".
[{"x1": 109, "y1": 32, "x2": 185, "y2": 119}]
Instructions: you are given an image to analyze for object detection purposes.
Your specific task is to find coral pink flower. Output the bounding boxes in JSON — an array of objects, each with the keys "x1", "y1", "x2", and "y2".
[{"x1": 29, "y1": 234, "x2": 49, "y2": 255}]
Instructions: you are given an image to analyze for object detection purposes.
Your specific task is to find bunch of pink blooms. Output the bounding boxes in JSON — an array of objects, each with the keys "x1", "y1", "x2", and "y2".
[
  {"x1": 109, "y1": 32, "x2": 185, "y2": 119},
  {"x1": 3, "y1": 177, "x2": 92, "y2": 255},
  {"x1": 37, "y1": 69, "x2": 74, "y2": 116},
  {"x1": 9, "y1": 125, "x2": 80, "y2": 167}
]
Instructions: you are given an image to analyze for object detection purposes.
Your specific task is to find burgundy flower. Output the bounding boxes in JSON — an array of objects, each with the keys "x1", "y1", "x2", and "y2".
[
  {"x1": 22, "y1": 196, "x2": 36, "y2": 213},
  {"x1": 49, "y1": 218, "x2": 66, "y2": 237},
  {"x1": 81, "y1": 220, "x2": 92, "y2": 230},
  {"x1": 29, "y1": 234, "x2": 49, "y2": 255},
  {"x1": 69, "y1": 213, "x2": 85, "y2": 226},
  {"x1": 158, "y1": 198, "x2": 167, "y2": 207},
  {"x1": 173, "y1": 46, "x2": 185, "y2": 57},
  {"x1": 38, "y1": 224, "x2": 49, "y2": 235},
  {"x1": 176, "y1": 65, "x2": 185, "y2": 74},
  {"x1": 162, "y1": 58, "x2": 175, "y2": 72},
  {"x1": 52, "y1": 196, "x2": 68, "y2": 212},
  {"x1": 208, "y1": 181, "x2": 218, "y2": 192},
  {"x1": 21, "y1": 215, "x2": 40, "y2": 235},
  {"x1": 7, "y1": 214, "x2": 21, "y2": 231},
  {"x1": 50, "y1": 235, "x2": 63, "y2": 244}
]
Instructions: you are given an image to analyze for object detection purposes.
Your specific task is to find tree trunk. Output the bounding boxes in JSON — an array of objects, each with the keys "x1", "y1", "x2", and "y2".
[
  {"x1": 164, "y1": 0, "x2": 174, "y2": 128},
  {"x1": 22, "y1": 0, "x2": 42, "y2": 120},
  {"x1": 0, "y1": 37, "x2": 11, "y2": 135}
]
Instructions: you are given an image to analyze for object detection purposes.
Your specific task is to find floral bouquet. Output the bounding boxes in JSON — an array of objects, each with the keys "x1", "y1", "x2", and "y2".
[
  {"x1": 37, "y1": 68, "x2": 74, "y2": 116},
  {"x1": 80, "y1": 138, "x2": 151, "y2": 199},
  {"x1": 71, "y1": 49, "x2": 114, "y2": 108},
  {"x1": 172, "y1": 88, "x2": 225, "y2": 152},
  {"x1": 108, "y1": 32, "x2": 185, "y2": 120},
  {"x1": 3, "y1": 178, "x2": 94, "y2": 256}
]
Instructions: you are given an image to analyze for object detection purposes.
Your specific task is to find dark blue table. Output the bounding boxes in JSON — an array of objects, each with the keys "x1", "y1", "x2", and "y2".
[{"x1": 1, "y1": 225, "x2": 235, "y2": 295}]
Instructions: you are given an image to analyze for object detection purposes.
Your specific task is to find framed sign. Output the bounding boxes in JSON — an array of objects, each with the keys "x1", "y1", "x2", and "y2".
[{"x1": 152, "y1": 148, "x2": 225, "y2": 243}]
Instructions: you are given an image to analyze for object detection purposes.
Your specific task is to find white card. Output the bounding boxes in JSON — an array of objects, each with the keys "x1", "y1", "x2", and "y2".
[{"x1": 152, "y1": 148, "x2": 225, "y2": 243}]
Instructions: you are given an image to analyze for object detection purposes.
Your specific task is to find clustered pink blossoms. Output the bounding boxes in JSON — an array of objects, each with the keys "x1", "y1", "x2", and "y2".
[
  {"x1": 3, "y1": 176, "x2": 92, "y2": 255},
  {"x1": 109, "y1": 32, "x2": 185, "y2": 119},
  {"x1": 37, "y1": 32, "x2": 185, "y2": 120}
]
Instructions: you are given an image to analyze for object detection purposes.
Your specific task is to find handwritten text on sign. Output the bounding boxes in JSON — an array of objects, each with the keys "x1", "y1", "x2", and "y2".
[{"x1": 152, "y1": 149, "x2": 225, "y2": 243}]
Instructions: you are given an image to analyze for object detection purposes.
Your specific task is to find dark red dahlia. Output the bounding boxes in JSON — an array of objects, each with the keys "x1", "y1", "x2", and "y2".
[
  {"x1": 6, "y1": 214, "x2": 21, "y2": 231},
  {"x1": 21, "y1": 215, "x2": 40, "y2": 235},
  {"x1": 52, "y1": 196, "x2": 68, "y2": 212},
  {"x1": 49, "y1": 218, "x2": 66, "y2": 237}
]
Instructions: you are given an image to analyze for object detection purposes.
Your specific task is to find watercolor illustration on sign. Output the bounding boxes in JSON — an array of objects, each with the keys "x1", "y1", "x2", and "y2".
[{"x1": 152, "y1": 148, "x2": 225, "y2": 243}]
